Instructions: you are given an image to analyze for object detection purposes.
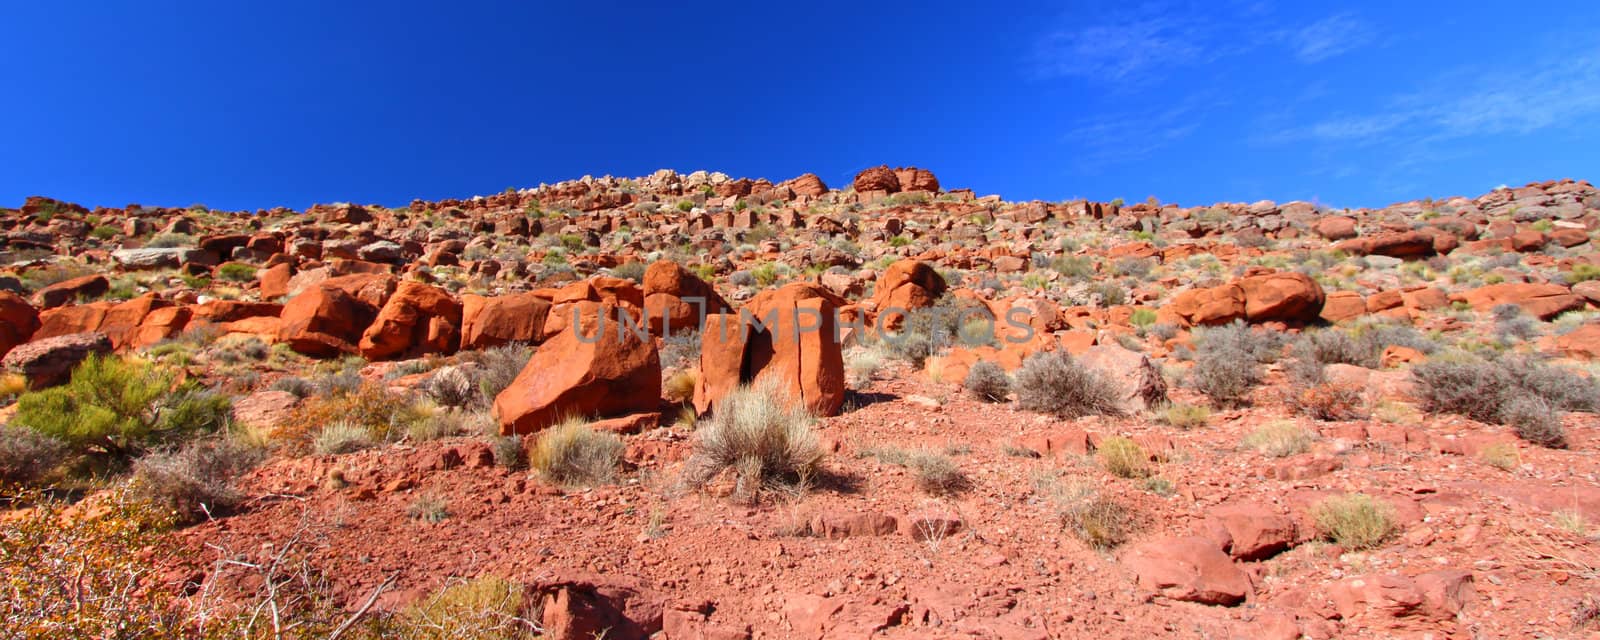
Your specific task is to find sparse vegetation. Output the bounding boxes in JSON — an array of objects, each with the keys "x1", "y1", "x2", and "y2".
[
  {"x1": 1096, "y1": 436, "x2": 1150, "y2": 479},
  {"x1": 1312, "y1": 494, "x2": 1396, "y2": 550},
  {"x1": 1243, "y1": 421, "x2": 1313, "y2": 457},
  {"x1": 12, "y1": 355, "x2": 232, "y2": 460},
  {"x1": 1156, "y1": 403, "x2": 1210, "y2": 429},
  {"x1": 129, "y1": 436, "x2": 266, "y2": 526},
  {"x1": 528, "y1": 418, "x2": 624, "y2": 487},
  {"x1": 682, "y1": 380, "x2": 823, "y2": 502},
  {"x1": 1412, "y1": 355, "x2": 1599, "y2": 448},
  {"x1": 962, "y1": 360, "x2": 1010, "y2": 402},
  {"x1": 1013, "y1": 351, "x2": 1124, "y2": 418}
]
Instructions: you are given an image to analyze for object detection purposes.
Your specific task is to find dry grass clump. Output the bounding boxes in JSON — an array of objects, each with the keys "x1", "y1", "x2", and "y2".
[
  {"x1": 0, "y1": 424, "x2": 68, "y2": 486},
  {"x1": 907, "y1": 451, "x2": 968, "y2": 495},
  {"x1": 1096, "y1": 436, "x2": 1150, "y2": 479},
  {"x1": 1313, "y1": 494, "x2": 1396, "y2": 550},
  {"x1": 963, "y1": 360, "x2": 1011, "y2": 402},
  {"x1": 313, "y1": 421, "x2": 376, "y2": 455},
  {"x1": 1156, "y1": 402, "x2": 1210, "y2": 429},
  {"x1": 1479, "y1": 442, "x2": 1521, "y2": 471},
  {"x1": 528, "y1": 418, "x2": 623, "y2": 487},
  {"x1": 407, "y1": 493, "x2": 451, "y2": 523},
  {"x1": 664, "y1": 368, "x2": 698, "y2": 404},
  {"x1": 129, "y1": 436, "x2": 265, "y2": 526},
  {"x1": 1013, "y1": 351, "x2": 1124, "y2": 418},
  {"x1": 393, "y1": 576, "x2": 537, "y2": 639},
  {"x1": 491, "y1": 435, "x2": 527, "y2": 470},
  {"x1": 1288, "y1": 380, "x2": 1369, "y2": 421},
  {"x1": 1412, "y1": 355, "x2": 1599, "y2": 448},
  {"x1": 1243, "y1": 420, "x2": 1313, "y2": 457},
  {"x1": 682, "y1": 380, "x2": 823, "y2": 502}
]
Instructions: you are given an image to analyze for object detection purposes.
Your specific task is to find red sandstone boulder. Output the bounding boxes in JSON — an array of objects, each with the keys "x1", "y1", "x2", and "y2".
[
  {"x1": 1450, "y1": 282, "x2": 1584, "y2": 320},
  {"x1": 1313, "y1": 216, "x2": 1358, "y2": 240},
  {"x1": 1320, "y1": 290, "x2": 1366, "y2": 323},
  {"x1": 893, "y1": 167, "x2": 940, "y2": 192},
  {"x1": 1166, "y1": 285, "x2": 1246, "y2": 326},
  {"x1": 33, "y1": 302, "x2": 113, "y2": 340},
  {"x1": 459, "y1": 293, "x2": 552, "y2": 350},
  {"x1": 277, "y1": 286, "x2": 377, "y2": 357},
  {"x1": 32, "y1": 274, "x2": 109, "y2": 309},
  {"x1": 1237, "y1": 272, "x2": 1325, "y2": 322},
  {"x1": 1123, "y1": 535, "x2": 1250, "y2": 605},
  {"x1": 2, "y1": 331, "x2": 113, "y2": 390},
  {"x1": 358, "y1": 281, "x2": 462, "y2": 360},
  {"x1": 851, "y1": 166, "x2": 901, "y2": 193},
  {"x1": 1336, "y1": 231, "x2": 1437, "y2": 258},
  {"x1": 779, "y1": 173, "x2": 829, "y2": 198},
  {"x1": 641, "y1": 261, "x2": 730, "y2": 336},
  {"x1": 1205, "y1": 504, "x2": 1298, "y2": 561},
  {"x1": 0, "y1": 291, "x2": 40, "y2": 359},
  {"x1": 695, "y1": 283, "x2": 848, "y2": 417},
  {"x1": 493, "y1": 304, "x2": 661, "y2": 435},
  {"x1": 868, "y1": 260, "x2": 947, "y2": 330}
]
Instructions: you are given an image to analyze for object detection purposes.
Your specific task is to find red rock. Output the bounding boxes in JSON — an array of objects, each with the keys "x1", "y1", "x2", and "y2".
[
  {"x1": 1510, "y1": 229, "x2": 1547, "y2": 252},
  {"x1": 809, "y1": 511, "x2": 898, "y2": 539},
  {"x1": 1550, "y1": 227, "x2": 1590, "y2": 247},
  {"x1": 128, "y1": 305, "x2": 191, "y2": 349},
  {"x1": 900, "y1": 510, "x2": 962, "y2": 541},
  {"x1": 0, "y1": 291, "x2": 40, "y2": 359},
  {"x1": 1450, "y1": 283, "x2": 1584, "y2": 320},
  {"x1": 779, "y1": 173, "x2": 829, "y2": 197},
  {"x1": 33, "y1": 302, "x2": 112, "y2": 340},
  {"x1": 258, "y1": 263, "x2": 292, "y2": 299},
  {"x1": 1076, "y1": 344, "x2": 1168, "y2": 412},
  {"x1": 851, "y1": 166, "x2": 901, "y2": 193},
  {"x1": 1238, "y1": 272, "x2": 1325, "y2": 323},
  {"x1": 893, "y1": 166, "x2": 940, "y2": 192},
  {"x1": 231, "y1": 390, "x2": 300, "y2": 437},
  {"x1": 641, "y1": 261, "x2": 730, "y2": 336},
  {"x1": 1314, "y1": 216, "x2": 1358, "y2": 240},
  {"x1": 1336, "y1": 231, "x2": 1436, "y2": 258},
  {"x1": 1414, "y1": 570, "x2": 1474, "y2": 618},
  {"x1": 1320, "y1": 291, "x2": 1366, "y2": 323},
  {"x1": 459, "y1": 292, "x2": 551, "y2": 350},
  {"x1": 98, "y1": 293, "x2": 171, "y2": 349},
  {"x1": 1207, "y1": 504, "x2": 1297, "y2": 561},
  {"x1": 191, "y1": 300, "x2": 283, "y2": 324},
  {"x1": 1123, "y1": 535, "x2": 1251, "y2": 605},
  {"x1": 1556, "y1": 323, "x2": 1600, "y2": 359},
  {"x1": 357, "y1": 281, "x2": 462, "y2": 360},
  {"x1": 1328, "y1": 574, "x2": 1424, "y2": 619},
  {"x1": 493, "y1": 304, "x2": 661, "y2": 435},
  {"x1": 587, "y1": 412, "x2": 660, "y2": 435},
  {"x1": 32, "y1": 274, "x2": 109, "y2": 309},
  {"x1": 1167, "y1": 284, "x2": 1246, "y2": 326},
  {"x1": 277, "y1": 286, "x2": 377, "y2": 357},
  {"x1": 869, "y1": 259, "x2": 947, "y2": 330},
  {"x1": 1380, "y1": 345, "x2": 1425, "y2": 368},
  {"x1": 1, "y1": 331, "x2": 112, "y2": 389}
]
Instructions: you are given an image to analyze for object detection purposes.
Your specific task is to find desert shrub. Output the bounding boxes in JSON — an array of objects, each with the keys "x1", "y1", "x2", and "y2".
[
  {"x1": 215, "y1": 263, "x2": 258, "y2": 282},
  {"x1": 1312, "y1": 494, "x2": 1396, "y2": 550},
  {"x1": 1243, "y1": 421, "x2": 1312, "y2": 457},
  {"x1": 882, "y1": 298, "x2": 995, "y2": 366},
  {"x1": 729, "y1": 270, "x2": 756, "y2": 287},
  {"x1": 907, "y1": 452, "x2": 967, "y2": 495},
  {"x1": 1157, "y1": 403, "x2": 1211, "y2": 429},
  {"x1": 1062, "y1": 495, "x2": 1134, "y2": 550},
  {"x1": 311, "y1": 365, "x2": 365, "y2": 397},
  {"x1": 424, "y1": 366, "x2": 477, "y2": 408},
  {"x1": 1190, "y1": 338, "x2": 1262, "y2": 408},
  {"x1": 1089, "y1": 282, "x2": 1127, "y2": 306},
  {"x1": 408, "y1": 493, "x2": 450, "y2": 523},
  {"x1": 313, "y1": 421, "x2": 375, "y2": 455},
  {"x1": 1288, "y1": 381, "x2": 1369, "y2": 421},
  {"x1": 0, "y1": 489, "x2": 185, "y2": 636},
  {"x1": 1501, "y1": 395, "x2": 1567, "y2": 448},
  {"x1": 1352, "y1": 320, "x2": 1439, "y2": 355},
  {"x1": 963, "y1": 360, "x2": 1011, "y2": 402},
  {"x1": 474, "y1": 342, "x2": 533, "y2": 403},
  {"x1": 1195, "y1": 320, "x2": 1288, "y2": 364},
  {"x1": 1097, "y1": 436, "x2": 1150, "y2": 479},
  {"x1": 393, "y1": 576, "x2": 537, "y2": 640},
  {"x1": 0, "y1": 424, "x2": 68, "y2": 486},
  {"x1": 491, "y1": 436, "x2": 527, "y2": 470},
  {"x1": 1051, "y1": 255, "x2": 1096, "y2": 278},
  {"x1": 1143, "y1": 477, "x2": 1175, "y2": 496},
  {"x1": 664, "y1": 369, "x2": 698, "y2": 403},
  {"x1": 129, "y1": 437, "x2": 265, "y2": 526},
  {"x1": 1479, "y1": 442, "x2": 1520, "y2": 471},
  {"x1": 269, "y1": 376, "x2": 314, "y2": 398},
  {"x1": 11, "y1": 355, "x2": 231, "y2": 458},
  {"x1": 1294, "y1": 329, "x2": 1379, "y2": 372},
  {"x1": 1147, "y1": 322, "x2": 1180, "y2": 341},
  {"x1": 1013, "y1": 351, "x2": 1124, "y2": 418},
  {"x1": 1128, "y1": 308, "x2": 1158, "y2": 327},
  {"x1": 682, "y1": 380, "x2": 822, "y2": 502},
  {"x1": 610, "y1": 261, "x2": 646, "y2": 283},
  {"x1": 529, "y1": 418, "x2": 623, "y2": 487},
  {"x1": 1412, "y1": 355, "x2": 1598, "y2": 447},
  {"x1": 90, "y1": 225, "x2": 119, "y2": 240},
  {"x1": 145, "y1": 233, "x2": 194, "y2": 248},
  {"x1": 844, "y1": 347, "x2": 885, "y2": 389},
  {"x1": 1493, "y1": 303, "x2": 1539, "y2": 343},
  {"x1": 285, "y1": 381, "x2": 418, "y2": 450},
  {"x1": 19, "y1": 262, "x2": 98, "y2": 291}
]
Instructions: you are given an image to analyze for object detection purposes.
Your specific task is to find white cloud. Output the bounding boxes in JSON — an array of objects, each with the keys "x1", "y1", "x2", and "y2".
[{"x1": 1287, "y1": 14, "x2": 1373, "y2": 63}]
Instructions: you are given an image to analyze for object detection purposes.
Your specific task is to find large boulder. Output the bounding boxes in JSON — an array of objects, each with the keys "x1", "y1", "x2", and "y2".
[
  {"x1": 869, "y1": 259, "x2": 947, "y2": 330},
  {"x1": 0, "y1": 291, "x2": 40, "y2": 359},
  {"x1": 780, "y1": 173, "x2": 829, "y2": 198},
  {"x1": 493, "y1": 304, "x2": 661, "y2": 435},
  {"x1": 358, "y1": 281, "x2": 462, "y2": 360},
  {"x1": 2, "y1": 331, "x2": 113, "y2": 390},
  {"x1": 641, "y1": 261, "x2": 730, "y2": 337},
  {"x1": 851, "y1": 166, "x2": 901, "y2": 193},
  {"x1": 1335, "y1": 231, "x2": 1437, "y2": 259},
  {"x1": 97, "y1": 294, "x2": 172, "y2": 350},
  {"x1": 1450, "y1": 283, "x2": 1585, "y2": 320},
  {"x1": 1165, "y1": 284, "x2": 1246, "y2": 327},
  {"x1": 1204, "y1": 504, "x2": 1298, "y2": 561},
  {"x1": 459, "y1": 293, "x2": 552, "y2": 350},
  {"x1": 695, "y1": 283, "x2": 848, "y2": 417},
  {"x1": 277, "y1": 286, "x2": 377, "y2": 357},
  {"x1": 32, "y1": 274, "x2": 109, "y2": 309},
  {"x1": 32, "y1": 302, "x2": 113, "y2": 340},
  {"x1": 1237, "y1": 272, "x2": 1325, "y2": 322},
  {"x1": 1076, "y1": 344, "x2": 1168, "y2": 412},
  {"x1": 1122, "y1": 535, "x2": 1251, "y2": 606},
  {"x1": 893, "y1": 167, "x2": 940, "y2": 192}
]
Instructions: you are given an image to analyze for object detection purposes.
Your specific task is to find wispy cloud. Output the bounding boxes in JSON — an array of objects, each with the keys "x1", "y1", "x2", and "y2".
[
  {"x1": 1061, "y1": 97, "x2": 1222, "y2": 168},
  {"x1": 1285, "y1": 14, "x2": 1372, "y2": 63},
  {"x1": 1030, "y1": 3, "x2": 1371, "y2": 84}
]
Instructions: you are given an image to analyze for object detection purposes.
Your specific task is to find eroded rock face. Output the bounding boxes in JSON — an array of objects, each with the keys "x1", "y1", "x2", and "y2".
[
  {"x1": 695, "y1": 283, "x2": 847, "y2": 417},
  {"x1": 1123, "y1": 535, "x2": 1250, "y2": 605},
  {"x1": 459, "y1": 292, "x2": 551, "y2": 350},
  {"x1": 493, "y1": 304, "x2": 661, "y2": 435},
  {"x1": 1, "y1": 331, "x2": 112, "y2": 389},
  {"x1": 852, "y1": 166, "x2": 901, "y2": 193},
  {"x1": 869, "y1": 259, "x2": 948, "y2": 330},
  {"x1": 642, "y1": 260, "x2": 730, "y2": 337},
  {"x1": 1450, "y1": 282, "x2": 1584, "y2": 320},
  {"x1": 1164, "y1": 272, "x2": 1324, "y2": 326},
  {"x1": 32, "y1": 274, "x2": 109, "y2": 309},
  {"x1": 0, "y1": 291, "x2": 40, "y2": 359},
  {"x1": 277, "y1": 286, "x2": 377, "y2": 357},
  {"x1": 358, "y1": 281, "x2": 462, "y2": 360}
]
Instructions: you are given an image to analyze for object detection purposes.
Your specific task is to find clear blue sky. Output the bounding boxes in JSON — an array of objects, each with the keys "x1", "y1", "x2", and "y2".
[{"x1": 3, "y1": 1, "x2": 1596, "y2": 212}]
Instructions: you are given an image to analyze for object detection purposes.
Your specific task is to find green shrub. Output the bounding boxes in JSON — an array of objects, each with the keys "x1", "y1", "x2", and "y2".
[
  {"x1": 1312, "y1": 494, "x2": 1396, "y2": 550},
  {"x1": 1014, "y1": 351, "x2": 1124, "y2": 418},
  {"x1": 12, "y1": 355, "x2": 230, "y2": 458},
  {"x1": 529, "y1": 418, "x2": 623, "y2": 487},
  {"x1": 610, "y1": 261, "x2": 646, "y2": 283},
  {"x1": 1129, "y1": 308, "x2": 1158, "y2": 327},
  {"x1": 963, "y1": 360, "x2": 1011, "y2": 402},
  {"x1": 90, "y1": 225, "x2": 119, "y2": 240},
  {"x1": 215, "y1": 263, "x2": 257, "y2": 282},
  {"x1": 145, "y1": 233, "x2": 194, "y2": 248},
  {"x1": 682, "y1": 380, "x2": 822, "y2": 502}
]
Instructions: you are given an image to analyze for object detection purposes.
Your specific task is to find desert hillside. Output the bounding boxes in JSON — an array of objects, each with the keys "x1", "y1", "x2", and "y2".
[{"x1": 2, "y1": 166, "x2": 1599, "y2": 639}]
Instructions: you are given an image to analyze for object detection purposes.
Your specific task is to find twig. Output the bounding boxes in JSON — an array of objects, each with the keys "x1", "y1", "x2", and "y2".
[{"x1": 327, "y1": 572, "x2": 399, "y2": 640}]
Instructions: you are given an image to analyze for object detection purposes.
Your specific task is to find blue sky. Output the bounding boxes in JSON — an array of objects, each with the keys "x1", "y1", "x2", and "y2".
[{"x1": 2, "y1": 1, "x2": 1596, "y2": 212}]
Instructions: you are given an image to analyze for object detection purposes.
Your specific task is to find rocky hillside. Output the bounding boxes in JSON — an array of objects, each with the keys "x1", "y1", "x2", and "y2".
[{"x1": 1, "y1": 166, "x2": 1598, "y2": 638}]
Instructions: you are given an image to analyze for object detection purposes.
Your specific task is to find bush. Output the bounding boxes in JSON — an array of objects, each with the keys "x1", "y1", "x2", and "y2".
[
  {"x1": 610, "y1": 261, "x2": 646, "y2": 283},
  {"x1": 682, "y1": 380, "x2": 823, "y2": 502},
  {"x1": 1129, "y1": 308, "x2": 1158, "y2": 327},
  {"x1": 1190, "y1": 340, "x2": 1262, "y2": 408},
  {"x1": 1097, "y1": 436, "x2": 1150, "y2": 479},
  {"x1": 394, "y1": 576, "x2": 536, "y2": 640},
  {"x1": 313, "y1": 422, "x2": 375, "y2": 455},
  {"x1": 90, "y1": 225, "x2": 119, "y2": 240},
  {"x1": 145, "y1": 233, "x2": 194, "y2": 248},
  {"x1": 1312, "y1": 494, "x2": 1396, "y2": 550},
  {"x1": 1412, "y1": 355, "x2": 1597, "y2": 447},
  {"x1": 1013, "y1": 351, "x2": 1124, "y2": 418},
  {"x1": 11, "y1": 355, "x2": 230, "y2": 458},
  {"x1": 129, "y1": 437, "x2": 265, "y2": 526},
  {"x1": 1157, "y1": 403, "x2": 1210, "y2": 429},
  {"x1": 491, "y1": 436, "x2": 526, "y2": 470},
  {"x1": 408, "y1": 493, "x2": 450, "y2": 523},
  {"x1": 284, "y1": 380, "x2": 426, "y2": 450},
  {"x1": 215, "y1": 263, "x2": 258, "y2": 283},
  {"x1": 269, "y1": 376, "x2": 314, "y2": 398},
  {"x1": 1063, "y1": 495, "x2": 1134, "y2": 550},
  {"x1": 844, "y1": 347, "x2": 885, "y2": 389},
  {"x1": 529, "y1": 418, "x2": 623, "y2": 487},
  {"x1": 1288, "y1": 381, "x2": 1369, "y2": 421},
  {"x1": 424, "y1": 366, "x2": 477, "y2": 408},
  {"x1": 1243, "y1": 421, "x2": 1312, "y2": 457},
  {"x1": 473, "y1": 343, "x2": 533, "y2": 404},
  {"x1": 907, "y1": 452, "x2": 967, "y2": 495},
  {"x1": 0, "y1": 424, "x2": 68, "y2": 486},
  {"x1": 963, "y1": 360, "x2": 1011, "y2": 402}
]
